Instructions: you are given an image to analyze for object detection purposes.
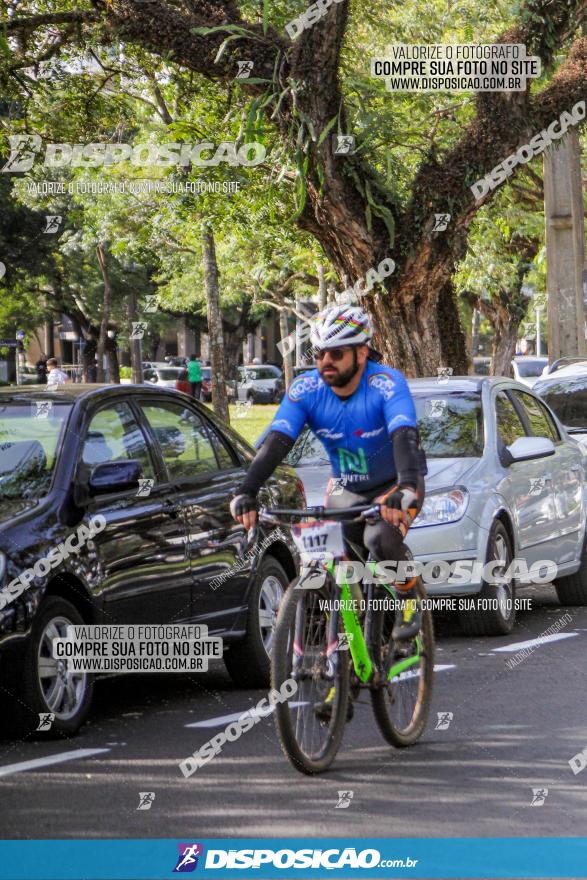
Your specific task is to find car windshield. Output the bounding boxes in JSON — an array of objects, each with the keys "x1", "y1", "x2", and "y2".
[
  {"x1": 156, "y1": 369, "x2": 180, "y2": 380},
  {"x1": 535, "y1": 378, "x2": 587, "y2": 429},
  {"x1": 413, "y1": 391, "x2": 484, "y2": 458},
  {"x1": 286, "y1": 390, "x2": 484, "y2": 465},
  {"x1": 286, "y1": 431, "x2": 329, "y2": 467},
  {"x1": 0, "y1": 401, "x2": 71, "y2": 498},
  {"x1": 515, "y1": 360, "x2": 547, "y2": 377},
  {"x1": 202, "y1": 368, "x2": 211, "y2": 380}
]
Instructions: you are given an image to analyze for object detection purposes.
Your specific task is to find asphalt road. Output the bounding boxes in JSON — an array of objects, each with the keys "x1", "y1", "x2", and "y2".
[{"x1": 1, "y1": 584, "x2": 586, "y2": 840}]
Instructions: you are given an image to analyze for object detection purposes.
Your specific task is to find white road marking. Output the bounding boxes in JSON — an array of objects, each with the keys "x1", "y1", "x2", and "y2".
[
  {"x1": 185, "y1": 702, "x2": 308, "y2": 728},
  {"x1": 188, "y1": 666, "x2": 456, "y2": 727},
  {"x1": 492, "y1": 632, "x2": 577, "y2": 653},
  {"x1": 0, "y1": 748, "x2": 110, "y2": 779},
  {"x1": 393, "y1": 663, "x2": 456, "y2": 682}
]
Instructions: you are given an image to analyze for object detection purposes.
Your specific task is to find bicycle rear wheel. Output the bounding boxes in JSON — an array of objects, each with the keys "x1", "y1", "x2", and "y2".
[
  {"x1": 271, "y1": 576, "x2": 349, "y2": 775},
  {"x1": 370, "y1": 579, "x2": 434, "y2": 746}
]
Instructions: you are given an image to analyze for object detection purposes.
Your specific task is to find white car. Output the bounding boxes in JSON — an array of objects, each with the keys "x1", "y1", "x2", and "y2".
[
  {"x1": 145, "y1": 366, "x2": 185, "y2": 388},
  {"x1": 540, "y1": 358, "x2": 587, "y2": 379},
  {"x1": 511, "y1": 356, "x2": 549, "y2": 387}
]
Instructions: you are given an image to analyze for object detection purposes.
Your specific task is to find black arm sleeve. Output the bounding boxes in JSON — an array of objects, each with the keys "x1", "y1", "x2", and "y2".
[
  {"x1": 238, "y1": 431, "x2": 296, "y2": 497},
  {"x1": 391, "y1": 426, "x2": 427, "y2": 487}
]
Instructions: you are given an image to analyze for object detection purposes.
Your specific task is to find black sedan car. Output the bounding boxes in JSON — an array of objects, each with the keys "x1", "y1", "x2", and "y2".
[{"x1": 0, "y1": 385, "x2": 303, "y2": 736}]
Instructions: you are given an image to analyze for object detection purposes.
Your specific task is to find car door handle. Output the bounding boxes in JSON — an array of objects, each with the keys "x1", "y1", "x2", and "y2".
[{"x1": 163, "y1": 500, "x2": 181, "y2": 518}]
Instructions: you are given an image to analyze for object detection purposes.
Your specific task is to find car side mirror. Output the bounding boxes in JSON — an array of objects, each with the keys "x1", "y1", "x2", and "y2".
[
  {"x1": 89, "y1": 460, "x2": 142, "y2": 494},
  {"x1": 505, "y1": 436, "x2": 556, "y2": 464}
]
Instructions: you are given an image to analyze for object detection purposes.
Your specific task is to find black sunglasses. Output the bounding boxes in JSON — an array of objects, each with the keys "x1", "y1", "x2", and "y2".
[{"x1": 315, "y1": 346, "x2": 354, "y2": 362}]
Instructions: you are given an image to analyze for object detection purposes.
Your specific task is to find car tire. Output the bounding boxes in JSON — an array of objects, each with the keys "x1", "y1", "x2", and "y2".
[
  {"x1": 458, "y1": 520, "x2": 517, "y2": 637},
  {"x1": 555, "y1": 541, "x2": 587, "y2": 605},
  {"x1": 2, "y1": 596, "x2": 93, "y2": 738},
  {"x1": 224, "y1": 557, "x2": 289, "y2": 688}
]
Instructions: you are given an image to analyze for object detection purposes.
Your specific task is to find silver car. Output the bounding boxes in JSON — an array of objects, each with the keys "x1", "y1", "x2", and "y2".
[{"x1": 288, "y1": 377, "x2": 587, "y2": 636}]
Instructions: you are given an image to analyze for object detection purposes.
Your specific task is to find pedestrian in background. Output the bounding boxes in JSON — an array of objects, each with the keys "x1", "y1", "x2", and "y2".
[
  {"x1": 46, "y1": 358, "x2": 70, "y2": 386},
  {"x1": 35, "y1": 357, "x2": 48, "y2": 384},
  {"x1": 187, "y1": 354, "x2": 202, "y2": 400}
]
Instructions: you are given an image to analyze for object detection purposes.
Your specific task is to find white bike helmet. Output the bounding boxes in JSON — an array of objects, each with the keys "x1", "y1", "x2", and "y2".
[{"x1": 310, "y1": 306, "x2": 373, "y2": 350}]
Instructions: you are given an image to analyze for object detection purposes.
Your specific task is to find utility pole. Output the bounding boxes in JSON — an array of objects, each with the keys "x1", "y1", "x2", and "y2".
[
  {"x1": 127, "y1": 288, "x2": 143, "y2": 384},
  {"x1": 536, "y1": 306, "x2": 542, "y2": 356},
  {"x1": 544, "y1": 130, "x2": 586, "y2": 361}
]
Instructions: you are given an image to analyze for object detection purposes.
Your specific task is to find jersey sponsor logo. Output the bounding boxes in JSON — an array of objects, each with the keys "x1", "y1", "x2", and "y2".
[
  {"x1": 368, "y1": 372, "x2": 396, "y2": 400},
  {"x1": 272, "y1": 418, "x2": 294, "y2": 432},
  {"x1": 316, "y1": 427, "x2": 344, "y2": 440},
  {"x1": 338, "y1": 447, "x2": 369, "y2": 475},
  {"x1": 353, "y1": 426, "x2": 385, "y2": 439},
  {"x1": 288, "y1": 373, "x2": 321, "y2": 402}
]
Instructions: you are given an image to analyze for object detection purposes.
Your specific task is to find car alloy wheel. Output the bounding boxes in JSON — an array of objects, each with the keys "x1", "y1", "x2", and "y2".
[
  {"x1": 491, "y1": 532, "x2": 513, "y2": 618},
  {"x1": 37, "y1": 614, "x2": 88, "y2": 721},
  {"x1": 258, "y1": 574, "x2": 285, "y2": 656}
]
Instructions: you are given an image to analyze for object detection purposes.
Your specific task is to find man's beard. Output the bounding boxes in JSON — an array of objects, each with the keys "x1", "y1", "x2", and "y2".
[{"x1": 319, "y1": 362, "x2": 357, "y2": 387}]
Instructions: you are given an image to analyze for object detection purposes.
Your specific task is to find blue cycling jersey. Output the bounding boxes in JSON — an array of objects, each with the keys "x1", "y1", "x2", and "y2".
[{"x1": 270, "y1": 360, "x2": 417, "y2": 492}]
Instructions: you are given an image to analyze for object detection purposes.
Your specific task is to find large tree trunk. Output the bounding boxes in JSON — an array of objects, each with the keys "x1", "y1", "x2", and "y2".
[
  {"x1": 106, "y1": 335, "x2": 120, "y2": 384},
  {"x1": 82, "y1": 331, "x2": 98, "y2": 382},
  {"x1": 202, "y1": 225, "x2": 229, "y2": 424},
  {"x1": 491, "y1": 310, "x2": 519, "y2": 377}
]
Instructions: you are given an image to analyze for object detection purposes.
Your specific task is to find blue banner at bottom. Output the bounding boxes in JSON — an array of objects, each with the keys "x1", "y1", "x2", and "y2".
[{"x1": 0, "y1": 838, "x2": 585, "y2": 880}]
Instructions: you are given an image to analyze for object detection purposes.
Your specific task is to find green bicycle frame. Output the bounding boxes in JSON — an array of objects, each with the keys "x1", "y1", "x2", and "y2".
[{"x1": 326, "y1": 560, "x2": 422, "y2": 684}]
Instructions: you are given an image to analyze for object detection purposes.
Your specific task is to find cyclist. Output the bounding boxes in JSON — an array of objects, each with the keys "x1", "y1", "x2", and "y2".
[{"x1": 230, "y1": 305, "x2": 427, "y2": 642}]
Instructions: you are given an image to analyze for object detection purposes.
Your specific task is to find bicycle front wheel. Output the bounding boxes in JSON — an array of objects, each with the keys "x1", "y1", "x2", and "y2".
[
  {"x1": 370, "y1": 579, "x2": 434, "y2": 747},
  {"x1": 271, "y1": 576, "x2": 349, "y2": 775}
]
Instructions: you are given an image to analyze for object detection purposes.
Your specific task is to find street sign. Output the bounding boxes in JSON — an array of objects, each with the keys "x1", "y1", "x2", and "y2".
[{"x1": 0, "y1": 339, "x2": 17, "y2": 347}]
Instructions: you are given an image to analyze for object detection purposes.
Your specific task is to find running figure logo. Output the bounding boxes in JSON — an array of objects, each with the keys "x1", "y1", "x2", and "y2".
[
  {"x1": 531, "y1": 788, "x2": 548, "y2": 806},
  {"x1": 136, "y1": 792, "x2": 156, "y2": 811},
  {"x1": 236, "y1": 60, "x2": 254, "y2": 78},
  {"x1": 136, "y1": 478, "x2": 155, "y2": 497},
  {"x1": 335, "y1": 790, "x2": 354, "y2": 809},
  {"x1": 173, "y1": 844, "x2": 204, "y2": 872},
  {"x1": 333, "y1": 135, "x2": 355, "y2": 155},
  {"x1": 43, "y1": 215, "x2": 63, "y2": 234},
  {"x1": 36, "y1": 713, "x2": 55, "y2": 731},
  {"x1": 432, "y1": 213, "x2": 451, "y2": 232},
  {"x1": 435, "y1": 711, "x2": 453, "y2": 730},
  {"x1": 131, "y1": 322, "x2": 147, "y2": 339}
]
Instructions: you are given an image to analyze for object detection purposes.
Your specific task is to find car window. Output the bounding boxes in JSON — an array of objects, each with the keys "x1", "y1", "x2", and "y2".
[
  {"x1": 535, "y1": 378, "x2": 587, "y2": 431},
  {"x1": 141, "y1": 401, "x2": 220, "y2": 479},
  {"x1": 205, "y1": 422, "x2": 237, "y2": 469},
  {"x1": 510, "y1": 390, "x2": 560, "y2": 441},
  {"x1": 413, "y1": 392, "x2": 484, "y2": 458},
  {"x1": 514, "y1": 360, "x2": 548, "y2": 378},
  {"x1": 495, "y1": 392, "x2": 526, "y2": 446},
  {"x1": 81, "y1": 402, "x2": 156, "y2": 480},
  {"x1": 0, "y1": 401, "x2": 72, "y2": 499}
]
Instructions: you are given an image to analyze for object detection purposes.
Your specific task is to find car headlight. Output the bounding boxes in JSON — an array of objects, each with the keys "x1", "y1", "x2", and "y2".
[{"x1": 412, "y1": 488, "x2": 469, "y2": 527}]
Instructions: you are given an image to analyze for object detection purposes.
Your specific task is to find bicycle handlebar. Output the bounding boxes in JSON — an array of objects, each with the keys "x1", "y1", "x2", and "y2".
[{"x1": 258, "y1": 504, "x2": 381, "y2": 523}]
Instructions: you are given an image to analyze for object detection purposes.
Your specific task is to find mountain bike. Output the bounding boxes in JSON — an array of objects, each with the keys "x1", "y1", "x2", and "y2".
[{"x1": 258, "y1": 503, "x2": 434, "y2": 775}]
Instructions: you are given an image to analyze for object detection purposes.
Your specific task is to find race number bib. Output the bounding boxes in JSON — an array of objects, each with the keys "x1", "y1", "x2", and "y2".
[{"x1": 291, "y1": 520, "x2": 345, "y2": 565}]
